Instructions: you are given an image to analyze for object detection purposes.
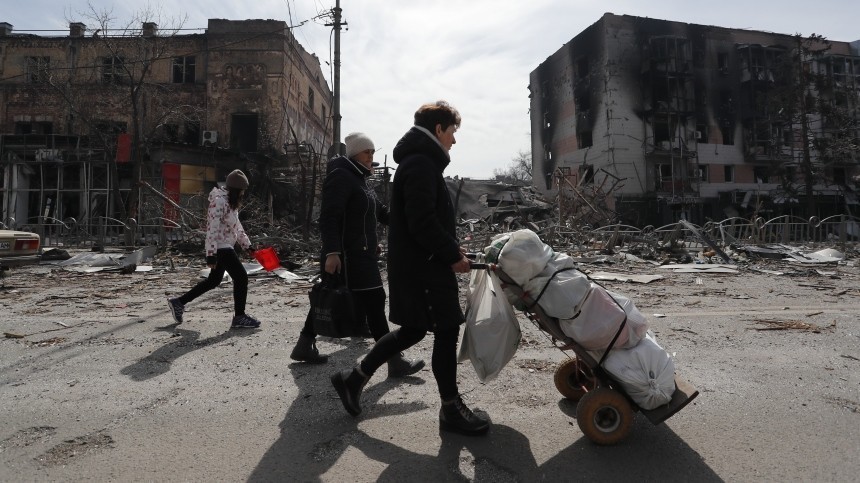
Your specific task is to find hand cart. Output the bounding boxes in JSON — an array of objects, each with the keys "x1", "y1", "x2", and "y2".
[{"x1": 469, "y1": 259, "x2": 699, "y2": 445}]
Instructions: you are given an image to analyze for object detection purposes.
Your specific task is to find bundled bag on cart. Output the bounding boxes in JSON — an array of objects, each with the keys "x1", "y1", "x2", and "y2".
[
  {"x1": 487, "y1": 229, "x2": 649, "y2": 351},
  {"x1": 594, "y1": 331, "x2": 676, "y2": 410}
]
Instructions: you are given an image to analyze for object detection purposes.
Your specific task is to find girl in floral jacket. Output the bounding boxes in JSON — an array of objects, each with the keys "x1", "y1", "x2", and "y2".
[{"x1": 168, "y1": 169, "x2": 261, "y2": 329}]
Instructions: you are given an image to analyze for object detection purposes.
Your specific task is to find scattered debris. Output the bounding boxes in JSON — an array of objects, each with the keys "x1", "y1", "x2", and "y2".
[
  {"x1": 679, "y1": 220, "x2": 733, "y2": 264},
  {"x1": 752, "y1": 319, "x2": 835, "y2": 333},
  {"x1": 589, "y1": 272, "x2": 664, "y2": 283},
  {"x1": 659, "y1": 264, "x2": 739, "y2": 274}
]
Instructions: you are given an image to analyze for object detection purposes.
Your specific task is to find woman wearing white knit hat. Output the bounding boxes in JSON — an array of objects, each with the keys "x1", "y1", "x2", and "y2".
[{"x1": 290, "y1": 133, "x2": 424, "y2": 377}]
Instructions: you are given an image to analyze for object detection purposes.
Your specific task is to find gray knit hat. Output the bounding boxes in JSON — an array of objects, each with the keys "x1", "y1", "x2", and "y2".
[
  {"x1": 345, "y1": 132, "x2": 375, "y2": 159},
  {"x1": 225, "y1": 169, "x2": 249, "y2": 189}
]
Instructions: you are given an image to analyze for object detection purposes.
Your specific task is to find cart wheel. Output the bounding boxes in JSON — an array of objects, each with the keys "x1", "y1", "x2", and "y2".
[
  {"x1": 553, "y1": 358, "x2": 597, "y2": 401},
  {"x1": 576, "y1": 387, "x2": 634, "y2": 445}
]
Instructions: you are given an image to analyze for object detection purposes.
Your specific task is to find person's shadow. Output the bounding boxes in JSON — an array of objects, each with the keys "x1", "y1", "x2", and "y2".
[
  {"x1": 249, "y1": 366, "x2": 722, "y2": 482},
  {"x1": 120, "y1": 324, "x2": 257, "y2": 381},
  {"x1": 248, "y1": 342, "x2": 429, "y2": 481}
]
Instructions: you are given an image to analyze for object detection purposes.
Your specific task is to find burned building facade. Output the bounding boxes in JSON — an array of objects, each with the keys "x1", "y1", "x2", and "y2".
[
  {"x1": 530, "y1": 13, "x2": 860, "y2": 226},
  {"x1": 0, "y1": 19, "x2": 331, "y2": 239}
]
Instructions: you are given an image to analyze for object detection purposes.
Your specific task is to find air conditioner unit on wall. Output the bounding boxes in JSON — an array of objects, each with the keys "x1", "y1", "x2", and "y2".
[{"x1": 201, "y1": 130, "x2": 218, "y2": 145}]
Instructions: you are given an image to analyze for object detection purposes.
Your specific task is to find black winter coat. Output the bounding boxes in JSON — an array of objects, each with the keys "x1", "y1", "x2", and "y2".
[
  {"x1": 319, "y1": 155, "x2": 389, "y2": 290},
  {"x1": 387, "y1": 127, "x2": 465, "y2": 331}
]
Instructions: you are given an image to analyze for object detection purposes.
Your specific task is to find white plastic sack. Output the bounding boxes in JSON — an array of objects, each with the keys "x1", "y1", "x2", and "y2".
[
  {"x1": 496, "y1": 229, "x2": 553, "y2": 286},
  {"x1": 523, "y1": 252, "x2": 590, "y2": 320},
  {"x1": 558, "y1": 283, "x2": 648, "y2": 351},
  {"x1": 606, "y1": 289, "x2": 649, "y2": 344},
  {"x1": 602, "y1": 332, "x2": 676, "y2": 410},
  {"x1": 458, "y1": 268, "x2": 521, "y2": 383}
]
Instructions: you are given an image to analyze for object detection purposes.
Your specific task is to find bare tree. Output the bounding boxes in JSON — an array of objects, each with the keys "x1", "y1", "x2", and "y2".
[
  {"x1": 493, "y1": 150, "x2": 533, "y2": 185},
  {"x1": 766, "y1": 34, "x2": 859, "y2": 216},
  {"x1": 54, "y1": 3, "x2": 193, "y2": 221}
]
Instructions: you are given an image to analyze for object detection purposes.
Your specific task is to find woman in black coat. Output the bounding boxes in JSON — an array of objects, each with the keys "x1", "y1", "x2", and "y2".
[
  {"x1": 290, "y1": 133, "x2": 424, "y2": 378},
  {"x1": 330, "y1": 102, "x2": 490, "y2": 436}
]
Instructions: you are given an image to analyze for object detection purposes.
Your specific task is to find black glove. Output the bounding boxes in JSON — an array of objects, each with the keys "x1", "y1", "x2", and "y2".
[{"x1": 206, "y1": 255, "x2": 216, "y2": 266}]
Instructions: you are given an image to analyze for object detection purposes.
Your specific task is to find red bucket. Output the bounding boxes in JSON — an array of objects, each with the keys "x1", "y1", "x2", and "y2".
[{"x1": 253, "y1": 247, "x2": 280, "y2": 271}]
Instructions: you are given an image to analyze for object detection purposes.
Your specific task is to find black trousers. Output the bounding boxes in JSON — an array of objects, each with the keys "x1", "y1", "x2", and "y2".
[
  {"x1": 301, "y1": 286, "x2": 390, "y2": 340},
  {"x1": 359, "y1": 325, "x2": 460, "y2": 402},
  {"x1": 178, "y1": 248, "x2": 248, "y2": 316}
]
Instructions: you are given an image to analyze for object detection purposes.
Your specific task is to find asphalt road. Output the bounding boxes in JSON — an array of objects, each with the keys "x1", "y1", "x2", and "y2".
[{"x1": 1, "y1": 251, "x2": 858, "y2": 482}]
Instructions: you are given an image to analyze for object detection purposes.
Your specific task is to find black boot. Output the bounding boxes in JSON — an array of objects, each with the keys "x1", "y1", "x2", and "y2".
[
  {"x1": 387, "y1": 353, "x2": 425, "y2": 378},
  {"x1": 290, "y1": 334, "x2": 328, "y2": 364},
  {"x1": 439, "y1": 396, "x2": 490, "y2": 436},
  {"x1": 331, "y1": 367, "x2": 368, "y2": 416}
]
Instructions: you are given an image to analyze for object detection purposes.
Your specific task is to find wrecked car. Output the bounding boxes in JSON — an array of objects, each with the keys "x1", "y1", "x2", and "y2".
[{"x1": 0, "y1": 229, "x2": 42, "y2": 271}]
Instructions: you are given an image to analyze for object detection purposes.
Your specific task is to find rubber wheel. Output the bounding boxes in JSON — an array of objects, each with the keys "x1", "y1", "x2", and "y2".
[
  {"x1": 575, "y1": 387, "x2": 634, "y2": 445},
  {"x1": 553, "y1": 358, "x2": 597, "y2": 401}
]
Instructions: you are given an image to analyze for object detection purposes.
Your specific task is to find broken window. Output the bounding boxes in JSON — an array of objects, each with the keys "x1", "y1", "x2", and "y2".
[
  {"x1": 720, "y1": 119, "x2": 735, "y2": 145},
  {"x1": 308, "y1": 87, "x2": 315, "y2": 111},
  {"x1": 724, "y1": 165, "x2": 735, "y2": 182},
  {"x1": 575, "y1": 93, "x2": 590, "y2": 113},
  {"x1": 576, "y1": 57, "x2": 589, "y2": 80},
  {"x1": 717, "y1": 53, "x2": 729, "y2": 74},
  {"x1": 653, "y1": 120, "x2": 671, "y2": 145},
  {"x1": 577, "y1": 131, "x2": 593, "y2": 149},
  {"x1": 14, "y1": 121, "x2": 53, "y2": 135},
  {"x1": 91, "y1": 164, "x2": 108, "y2": 189},
  {"x1": 172, "y1": 56, "x2": 196, "y2": 83},
  {"x1": 102, "y1": 56, "x2": 126, "y2": 84},
  {"x1": 544, "y1": 147, "x2": 552, "y2": 161},
  {"x1": 697, "y1": 164, "x2": 709, "y2": 182},
  {"x1": 753, "y1": 166, "x2": 770, "y2": 184},
  {"x1": 230, "y1": 113, "x2": 259, "y2": 152},
  {"x1": 184, "y1": 121, "x2": 201, "y2": 145},
  {"x1": 578, "y1": 164, "x2": 594, "y2": 184},
  {"x1": 656, "y1": 163, "x2": 672, "y2": 190},
  {"x1": 26, "y1": 56, "x2": 50, "y2": 83},
  {"x1": 695, "y1": 122, "x2": 707, "y2": 142}
]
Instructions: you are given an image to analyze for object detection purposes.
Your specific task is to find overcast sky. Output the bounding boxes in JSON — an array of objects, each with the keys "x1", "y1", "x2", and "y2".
[{"x1": 5, "y1": 1, "x2": 859, "y2": 178}]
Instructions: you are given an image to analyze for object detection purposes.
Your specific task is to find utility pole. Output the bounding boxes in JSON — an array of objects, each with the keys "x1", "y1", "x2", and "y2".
[{"x1": 327, "y1": 0, "x2": 346, "y2": 156}]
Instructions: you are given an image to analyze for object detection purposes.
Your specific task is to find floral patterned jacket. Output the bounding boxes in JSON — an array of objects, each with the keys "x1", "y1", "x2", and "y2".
[{"x1": 205, "y1": 186, "x2": 251, "y2": 258}]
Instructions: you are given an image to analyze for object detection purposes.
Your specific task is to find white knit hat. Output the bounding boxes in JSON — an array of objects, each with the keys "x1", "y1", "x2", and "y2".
[{"x1": 345, "y1": 132, "x2": 375, "y2": 158}]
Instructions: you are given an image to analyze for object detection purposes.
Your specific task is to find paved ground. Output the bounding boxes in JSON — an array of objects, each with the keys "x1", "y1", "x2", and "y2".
[{"x1": 1, "y1": 248, "x2": 859, "y2": 482}]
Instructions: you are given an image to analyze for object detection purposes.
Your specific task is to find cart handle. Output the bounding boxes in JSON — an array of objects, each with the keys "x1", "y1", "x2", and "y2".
[{"x1": 465, "y1": 252, "x2": 490, "y2": 270}]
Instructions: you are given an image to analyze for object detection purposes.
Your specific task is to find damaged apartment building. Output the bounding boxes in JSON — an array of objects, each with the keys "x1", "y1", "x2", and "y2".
[
  {"x1": 530, "y1": 13, "x2": 860, "y2": 227},
  {"x1": 0, "y1": 18, "x2": 331, "y2": 242}
]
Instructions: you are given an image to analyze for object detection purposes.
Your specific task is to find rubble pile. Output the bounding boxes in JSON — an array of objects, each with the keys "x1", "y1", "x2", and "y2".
[{"x1": 122, "y1": 178, "x2": 860, "y2": 279}]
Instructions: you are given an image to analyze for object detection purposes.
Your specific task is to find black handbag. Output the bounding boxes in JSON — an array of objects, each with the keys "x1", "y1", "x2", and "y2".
[{"x1": 310, "y1": 272, "x2": 358, "y2": 338}]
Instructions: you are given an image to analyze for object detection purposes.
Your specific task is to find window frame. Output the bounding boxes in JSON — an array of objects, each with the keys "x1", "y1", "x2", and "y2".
[
  {"x1": 26, "y1": 56, "x2": 51, "y2": 84},
  {"x1": 724, "y1": 165, "x2": 735, "y2": 183},
  {"x1": 102, "y1": 56, "x2": 126, "y2": 84},
  {"x1": 172, "y1": 56, "x2": 196, "y2": 84}
]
